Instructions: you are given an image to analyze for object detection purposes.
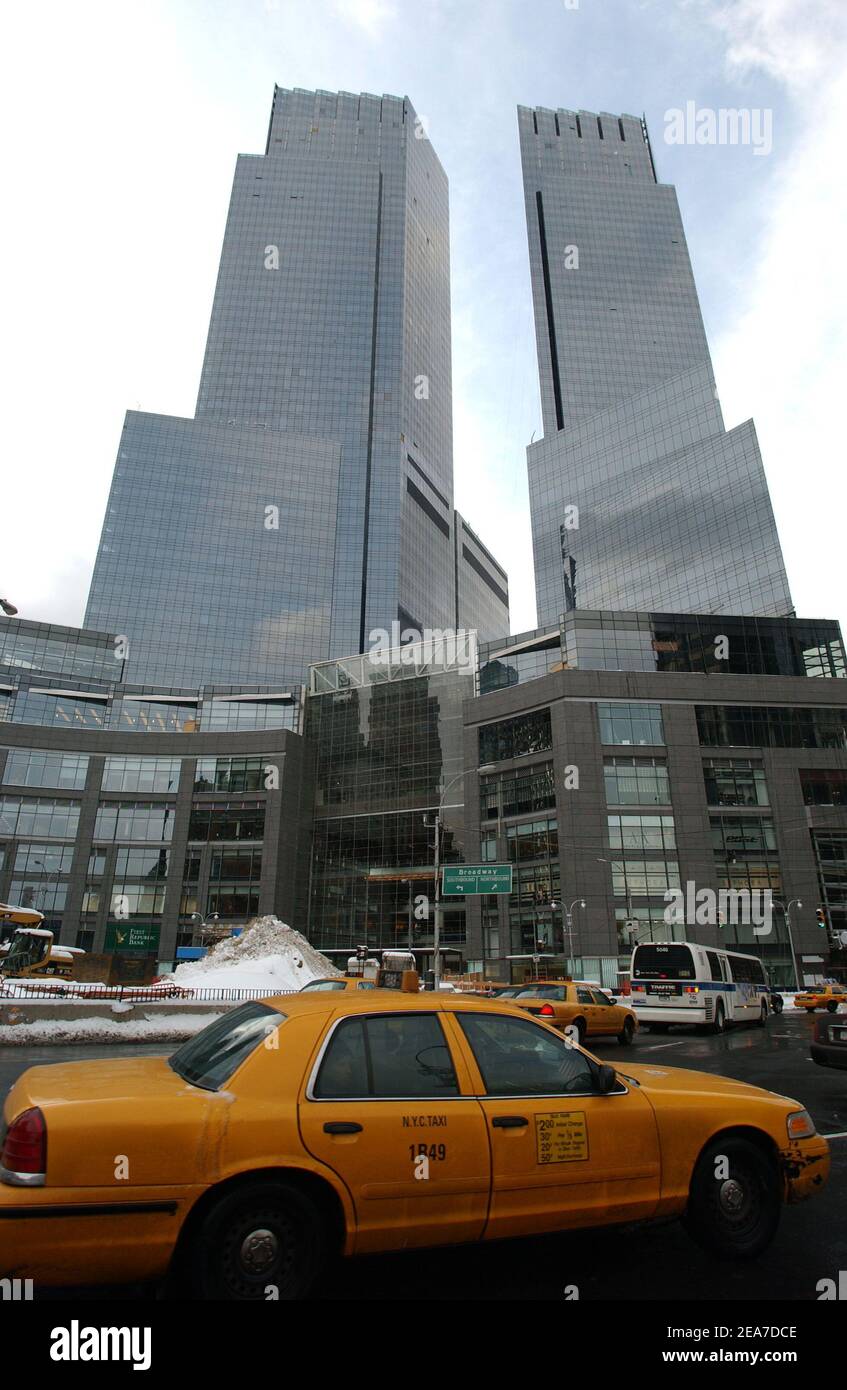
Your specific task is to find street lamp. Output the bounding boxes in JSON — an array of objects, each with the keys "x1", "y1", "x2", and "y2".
[
  {"x1": 550, "y1": 898, "x2": 586, "y2": 971},
  {"x1": 772, "y1": 898, "x2": 803, "y2": 993},
  {"x1": 0, "y1": 599, "x2": 18, "y2": 617},
  {"x1": 427, "y1": 762, "x2": 496, "y2": 989},
  {"x1": 190, "y1": 911, "x2": 220, "y2": 946}
]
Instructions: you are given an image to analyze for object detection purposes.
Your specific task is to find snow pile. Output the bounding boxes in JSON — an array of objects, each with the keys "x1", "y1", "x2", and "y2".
[
  {"x1": 0, "y1": 1013, "x2": 221, "y2": 1046},
  {"x1": 172, "y1": 916, "x2": 340, "y2": 993}
]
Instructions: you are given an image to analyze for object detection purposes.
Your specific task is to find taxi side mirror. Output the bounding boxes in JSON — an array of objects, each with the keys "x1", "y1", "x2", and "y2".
[{"x1": 595, "y1": 1064, "x2": 618, "y2": 1094}]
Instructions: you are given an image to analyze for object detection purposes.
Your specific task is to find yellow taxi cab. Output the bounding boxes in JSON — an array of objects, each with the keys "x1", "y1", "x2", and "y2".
[
  {"x1": 794, "y1": 983, "x2": 847, "y2": 1013},
  {"x1": 511, "y1": 979, "x2": 637, "y2": 1045},
  {"x1": 300, "y1": 976, "x2": 378, "y2": 993},
  {"x1": 0, "y1": 987, "x2": 828, "y2": 1299}
]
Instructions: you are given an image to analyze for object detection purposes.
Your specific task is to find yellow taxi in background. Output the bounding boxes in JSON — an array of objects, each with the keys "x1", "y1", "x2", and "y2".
[
  {"x1": 0, "y1": 991, "x2": 828, "y2": 1299},
  {"x1": 512, "y1": 979, "x2": 637, "y2": 1045},
  {"x1": 794, "y1": 983, "x2": 847, "y2": 1013},
  {"x1": 300, "y1": 976, "x2": 378, "y2": 993}
]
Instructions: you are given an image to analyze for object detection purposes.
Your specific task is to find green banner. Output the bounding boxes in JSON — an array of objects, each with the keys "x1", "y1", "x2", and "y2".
[{"x1": 442, "y1": 864, "x2": 513, "y2": 895}]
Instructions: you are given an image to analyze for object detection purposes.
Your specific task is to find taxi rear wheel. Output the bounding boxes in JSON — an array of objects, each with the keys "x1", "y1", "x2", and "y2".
[
  {"x1": 684, "y1": 1137, "x2": 781, "y2": 1259},
  {"x1": 189, "y1": 1180, "x2": 327, "y2": 1300}
]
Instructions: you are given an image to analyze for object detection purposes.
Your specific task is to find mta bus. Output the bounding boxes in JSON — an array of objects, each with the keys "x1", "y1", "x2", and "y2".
[{"x1": 629, "y1": 941, "x2": 770, "y2": 1033}]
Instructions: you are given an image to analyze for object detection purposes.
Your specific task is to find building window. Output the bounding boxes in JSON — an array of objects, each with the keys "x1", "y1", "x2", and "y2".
[
  {"x1": 113, "y1": 700, "x2": 198, "y2": 734},
  {"x1": 113, "y1": 847, "x2": 170, "y2": 880},
  {"x1": 13, "y1": 843, "x2": 74, "y2": 874},
  {"x1": 194, "y1": 757, "x2": 271, "y2": 793},
  {"x1": 703, "y1": 758, "x2": 769, "y2": 807},
  {"x1": 0, "y1": 797, "x2": 81, "y2": 839},
  {"x1": 109, "y1": 884, "x2": 167, "y2": 916},
  {"x1": 481, "y1": 761, "x2": 555, "y2": 818},
  {"x1": 10, "y1": 690, "x2": 107, "y2": 730},
  {"x1": 506, "y1": 818, "x2": 558, "y2": 862},
  {"x1": 598, "y1": 703, "x2": 664, "y2": 746},
  {"x1": 188, "y1": 802, "x2": 265, "y2": 842},
  {"x1": 610, "y1": 860, "x2": 681, "y2": 898},
  {"x1": 102, "y1": 756, "x2": 182, "y2": 794},
  {"x1": 94, "y1": 803, "x2": 174, "y2": 842},
  {"x1": 478, "y1": 708, "x2": 552, "y2": 764},
  {"x1": 8, "y1": 879, "x2": 68, "y2": 913},
  {"x1": 710, "y1": 815, "x2": 777, "y2": 856},
  {"x1": 604, "y1": 757, "x2": 670, "y2": 806},
  {"x1": 2, "y1": 749, "x2": 89, "y2": 791},
  {"x1": 800, "y1": 770, "x2": 847, "y2": 807},
  {"x1": 607, "y1": 814, "x2": 676, "y2": 853},
  {"x1": 697, "y1": 705, "x2": 847, "y2": 750}
]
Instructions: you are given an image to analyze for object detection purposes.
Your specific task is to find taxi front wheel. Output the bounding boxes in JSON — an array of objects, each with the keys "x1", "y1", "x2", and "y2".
[
  {"x1": 617, "y1": 1017, "x2": 635, "y2": 1045},
  {"x1": 684, "y1": 1137, "x2": 781, "y2": 1259},
  {"x1": 188, "y1": 1179, "x2": 327, "y2": 1300}
]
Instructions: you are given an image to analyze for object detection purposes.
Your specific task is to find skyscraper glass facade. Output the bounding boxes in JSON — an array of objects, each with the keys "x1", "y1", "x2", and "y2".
[
  {"x1": 518, "y1": 105, "x2": 793, "y2": 622},
  {"x1": 85, "y1": 87, "x2": 507, "y2": 689}
]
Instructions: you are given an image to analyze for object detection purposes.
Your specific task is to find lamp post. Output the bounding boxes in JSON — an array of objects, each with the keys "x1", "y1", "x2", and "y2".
[
  {"x1": 772, "y1": 898, "x2": 803, "y2": 993},
  {"x1": 190, "y1": 911, "x2": 221, "y2": 947},
  {"x1": 550, "y1": 898, "x2": 586, "y2": 972},
  {"x1": 428, "y1": 762, "x2": 496, "y2": 989},
  {"x1": 0, "y1": 599, "x2": 18, "y2": 617}
]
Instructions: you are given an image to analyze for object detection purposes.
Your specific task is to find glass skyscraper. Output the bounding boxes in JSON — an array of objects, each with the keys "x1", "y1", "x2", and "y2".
[
  {"x1": 85, "y1": 88, "x2": 508, "y2": 688},
  {"x1": 518, "y1": 105, "x2": 793, "y2": 623}
]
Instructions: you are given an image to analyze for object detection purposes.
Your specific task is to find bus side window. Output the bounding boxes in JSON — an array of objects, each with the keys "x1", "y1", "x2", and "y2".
[{"x1": 706, "y1": 950, "x2": 722, "y2": 982}]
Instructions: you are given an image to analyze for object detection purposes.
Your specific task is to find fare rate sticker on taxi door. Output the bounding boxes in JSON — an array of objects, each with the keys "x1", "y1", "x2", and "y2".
[{"x1": 535, "y1": 1112, "x2": 589, "y2": 1164}]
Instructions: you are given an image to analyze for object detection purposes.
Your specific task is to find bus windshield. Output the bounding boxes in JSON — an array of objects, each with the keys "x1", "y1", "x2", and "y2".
[{"x1": 632, "y1": 944, "x2": 696, "y2": 980}]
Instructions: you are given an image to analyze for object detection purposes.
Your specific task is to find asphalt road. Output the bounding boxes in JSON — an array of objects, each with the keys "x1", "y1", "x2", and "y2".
[{"x1": 3, "y1": 1013, "x2": 845, "y2": 1301}]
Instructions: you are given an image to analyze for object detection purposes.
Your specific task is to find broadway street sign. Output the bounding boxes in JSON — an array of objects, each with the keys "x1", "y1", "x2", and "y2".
[{"x1": 442, "y1": 864, "x2": 513, "y2": 895}]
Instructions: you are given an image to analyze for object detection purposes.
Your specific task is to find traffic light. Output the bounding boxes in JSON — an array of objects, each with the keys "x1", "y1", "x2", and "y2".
[{"x1": 817, "y1": 907, "x2": 826, "y2": 928}]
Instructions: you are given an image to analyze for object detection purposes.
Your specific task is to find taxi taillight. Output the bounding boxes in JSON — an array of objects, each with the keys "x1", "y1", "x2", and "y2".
[
  {"x1": 1, "y1": 1107, "x2": 46, "y2": 1178},
  {"x1": 539, "y1": 1003, "x2": 555, "y2": 1016}
]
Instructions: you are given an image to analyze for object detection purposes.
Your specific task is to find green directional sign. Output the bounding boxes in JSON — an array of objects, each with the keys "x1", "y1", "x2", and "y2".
[{"x1": 442, "y1": 864, "x2": 513, "y2": 895}]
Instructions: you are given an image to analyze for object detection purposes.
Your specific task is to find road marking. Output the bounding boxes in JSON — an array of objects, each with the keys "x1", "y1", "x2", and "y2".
[
  {"x1": 822, "y1": 1130, "x2": 847, "y2": 1140},
  {"x1": 640, "y1": 1041, "x2": 689, "y2": 1051}
]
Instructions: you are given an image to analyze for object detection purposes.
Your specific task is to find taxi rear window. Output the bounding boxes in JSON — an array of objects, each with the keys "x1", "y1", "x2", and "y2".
[
  {"x1": 515, "y1": 985, "x2": 565, "y2": 1000},
  {"x1": 169, "y1": 1002, "x2": 285, "y2": 1090}
]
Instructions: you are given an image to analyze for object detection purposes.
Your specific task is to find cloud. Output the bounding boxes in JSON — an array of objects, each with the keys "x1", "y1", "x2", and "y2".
[
  {"x1": 332, "y1": 0, "x2": 398, "y2": 39},
  {"x1": 701, "y1": 0, "x2": 847, "y2": 627}
]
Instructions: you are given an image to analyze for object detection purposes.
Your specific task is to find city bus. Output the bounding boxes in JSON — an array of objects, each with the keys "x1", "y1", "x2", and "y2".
[{"x1": 629, "y1": 940, "x2": 771, "y2": 1032}]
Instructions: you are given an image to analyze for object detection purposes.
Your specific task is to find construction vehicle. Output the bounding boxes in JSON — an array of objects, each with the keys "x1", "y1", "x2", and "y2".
[{"x1": 0, "y1": 902, "x2": 85, "y2": 980}]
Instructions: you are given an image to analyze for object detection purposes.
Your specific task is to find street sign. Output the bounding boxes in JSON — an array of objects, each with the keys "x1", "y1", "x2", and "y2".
[{"x1": 442, "y1": 864, "x2": 513, "y2": 895}]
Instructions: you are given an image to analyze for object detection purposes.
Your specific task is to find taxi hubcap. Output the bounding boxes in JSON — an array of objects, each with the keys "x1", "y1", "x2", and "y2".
[
  {"x1": 239, "y1": 1227, "x2": 279, "y2": 1274},
  {"x1": 719, "y1": 1178, "x2": 745, "y2": 1214}
]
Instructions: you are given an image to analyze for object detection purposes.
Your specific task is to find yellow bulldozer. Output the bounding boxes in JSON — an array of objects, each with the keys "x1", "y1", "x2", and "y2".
[{"x1": 0, "y1": 902, "x2": 85, "y2": 980}]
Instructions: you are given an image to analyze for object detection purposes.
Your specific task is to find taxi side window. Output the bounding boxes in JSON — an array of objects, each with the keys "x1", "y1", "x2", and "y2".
[
  {"x1": 457, "y1": 1013, "x2": 595, "y2": 1096},
  {"x1": 576, "y1": 987, "x2": 594, "y2": 1005},
  {"x1": 590, "y1": 989, "x2": 611, "y2": 1006},
  {"x1": 314, "y1": 1014, "x2": 460, "y2": 1099}
]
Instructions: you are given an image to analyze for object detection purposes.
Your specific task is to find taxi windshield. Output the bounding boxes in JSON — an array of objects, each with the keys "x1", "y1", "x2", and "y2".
[{"x1": 169, "y1": 1002, "x2": 285, "y2": 1090}]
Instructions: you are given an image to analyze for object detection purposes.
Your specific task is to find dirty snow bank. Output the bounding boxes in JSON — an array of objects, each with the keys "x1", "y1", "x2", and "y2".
[
  {"x1": 172, "y1": 916, "x2": 340, "y2": 993},
  {"x1": 0, "y1": 1013, "x2": 221, "y2": 1046}
]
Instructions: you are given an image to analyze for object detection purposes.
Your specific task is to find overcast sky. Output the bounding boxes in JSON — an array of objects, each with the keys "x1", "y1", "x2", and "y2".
[{"x1": 3, "y1": 0, "x2": 845, "y2": 639}]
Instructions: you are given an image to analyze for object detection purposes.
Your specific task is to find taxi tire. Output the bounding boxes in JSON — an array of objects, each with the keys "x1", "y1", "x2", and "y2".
[
  {"x1": 617, "y1": 1017, "x2": 635, "y2": 1046},
  {"x1": 188, "y1": 1179, "x2": 327, "y2": 1300},
  {"x1": 684, "y1": 1137, "x2": 781, "y2": 1260},
  {"x1": 826, "y1": 1001, "x2": 839, "y2": 1013}
]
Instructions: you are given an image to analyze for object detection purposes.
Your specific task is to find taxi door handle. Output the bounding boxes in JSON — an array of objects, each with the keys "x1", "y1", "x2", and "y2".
[
  {"x1": 323, "y1": 1121, "x2": 363, "y2": 1135},
  {"x1": 492, "y1": 1115, "x2": 528, "y2": 1129}
]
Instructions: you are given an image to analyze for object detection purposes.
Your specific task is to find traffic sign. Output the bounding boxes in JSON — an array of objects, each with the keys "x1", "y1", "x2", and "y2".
[{"x1": 442, "y1": 864, "x2": 513, "y2": 895}]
